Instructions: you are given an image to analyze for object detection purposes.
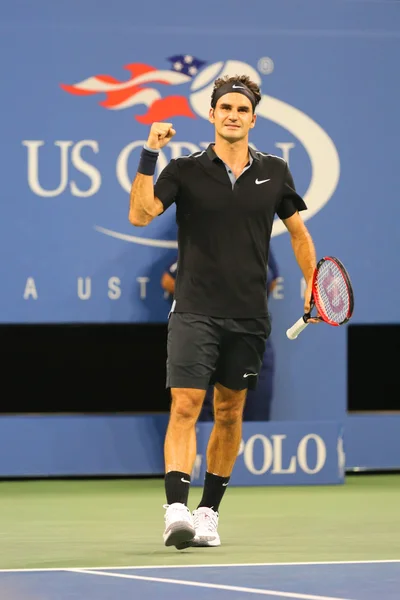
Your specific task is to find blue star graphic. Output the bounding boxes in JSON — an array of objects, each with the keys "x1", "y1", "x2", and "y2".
[{"x1": 167, "y1": 55, "x2": 207, "y2": 77}]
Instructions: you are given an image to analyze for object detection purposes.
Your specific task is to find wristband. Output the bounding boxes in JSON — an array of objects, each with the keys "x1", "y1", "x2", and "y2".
[{"x1": 137, "y1": 147, "x2": 159, "y2": 176}]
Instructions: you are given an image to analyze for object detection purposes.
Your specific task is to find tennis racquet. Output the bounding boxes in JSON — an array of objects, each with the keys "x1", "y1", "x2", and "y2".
[{"x1": 286, "y1": 256, "x2": 354, "y2": 340}]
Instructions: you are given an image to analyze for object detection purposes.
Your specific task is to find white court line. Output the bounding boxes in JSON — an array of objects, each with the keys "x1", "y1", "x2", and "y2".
[
  {"x1": 0, "y1": 559, "x2": 399, "y2": 573},
  {"x1": 69, "y1": 567, "x2": 353, "y2": 600}
]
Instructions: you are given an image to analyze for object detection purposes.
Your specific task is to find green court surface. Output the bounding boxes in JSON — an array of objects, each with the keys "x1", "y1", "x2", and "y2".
[{"x1": 0, "y1": 475, "x2": 399, "y2": 570}]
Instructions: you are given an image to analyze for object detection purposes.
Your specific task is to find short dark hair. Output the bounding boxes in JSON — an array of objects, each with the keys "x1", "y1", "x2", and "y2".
[{"x1": 211, "y1": 75, "x2": 262, "y2": 110}]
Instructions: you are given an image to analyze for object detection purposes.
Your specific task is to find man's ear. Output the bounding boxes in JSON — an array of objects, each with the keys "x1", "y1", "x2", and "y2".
[{"x1": 209, "y1": 108, "x2": 215, "y2": 124}]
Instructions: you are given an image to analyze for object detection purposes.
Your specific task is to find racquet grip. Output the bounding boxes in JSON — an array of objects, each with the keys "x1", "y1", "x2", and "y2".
[{"x1": 286, "y1": 316, "x2": 309, "y2": 340}]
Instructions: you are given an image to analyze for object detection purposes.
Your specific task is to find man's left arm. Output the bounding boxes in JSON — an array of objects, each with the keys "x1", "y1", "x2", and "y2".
[
  {"x1": 282, "y1": 212, "x2": 317, "y2": 315},
  {"x1": 276, "y1": 162, "x2": 318, "y2": 316}
]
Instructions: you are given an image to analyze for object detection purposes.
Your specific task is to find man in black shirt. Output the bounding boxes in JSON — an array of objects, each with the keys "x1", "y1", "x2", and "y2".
[{"x1": 129, "y1": 74, "x2": 318, "y2": 550}]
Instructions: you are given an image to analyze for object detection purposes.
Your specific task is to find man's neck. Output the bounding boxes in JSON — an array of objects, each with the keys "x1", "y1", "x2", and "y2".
[{"x1": 213, "y1": 137, "x2": 249, "y2": 170}]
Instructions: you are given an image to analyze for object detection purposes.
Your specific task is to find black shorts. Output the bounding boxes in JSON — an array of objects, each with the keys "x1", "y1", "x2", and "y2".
[{"x1": 166, "y1": 312, "x2": 271, "y2": 391}]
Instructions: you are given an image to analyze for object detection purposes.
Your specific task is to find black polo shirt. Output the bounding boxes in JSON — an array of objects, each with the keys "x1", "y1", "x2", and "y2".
[{"x1": 154, "y1": 144, "x2": 307, "y2": 318}]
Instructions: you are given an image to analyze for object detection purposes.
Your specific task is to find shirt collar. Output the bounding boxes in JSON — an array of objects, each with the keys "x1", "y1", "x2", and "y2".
[{"x1": 205, "y1": 143, "x2": 259, "y2": 164}]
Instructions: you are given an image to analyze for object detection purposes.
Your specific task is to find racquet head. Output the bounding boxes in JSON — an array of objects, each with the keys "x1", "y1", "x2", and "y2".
[{"x1": 308, "y1": 256, "x2": 354, "y2": 326}]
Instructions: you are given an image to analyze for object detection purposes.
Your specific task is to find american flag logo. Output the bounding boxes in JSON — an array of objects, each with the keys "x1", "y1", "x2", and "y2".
[{"x1": 60, "y1": 55, "x2": 207, "y2": 124}]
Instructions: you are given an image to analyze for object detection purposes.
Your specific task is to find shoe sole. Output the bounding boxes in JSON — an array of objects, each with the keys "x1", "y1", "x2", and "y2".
[
  {"x1": 164, "y1": 522, "x2": 195, "y2": 549},
  {"x1": 190, "y1": 537, "x2": 221, "y2": 547},
  {"x1": 177, "y1": 534, "x2": 221, "y2": 549}
]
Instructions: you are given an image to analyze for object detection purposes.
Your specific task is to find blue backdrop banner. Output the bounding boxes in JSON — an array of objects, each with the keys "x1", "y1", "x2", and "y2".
[
  {"x1": 0, "y1": 415, "x2": 399, "y2": 479},
  {"x1": 0, "y1": 414, "x2": 169, "y2": 478},
  {"x1": 1, "y1": 3, "x2": 399, "y2": 432}
]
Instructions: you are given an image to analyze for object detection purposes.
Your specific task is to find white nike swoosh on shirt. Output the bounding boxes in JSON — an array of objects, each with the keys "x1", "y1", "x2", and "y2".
[
  {"x1": 255, "y1": 178, "x2": 271, "y2": 185},
  {"x1": 243, "y1": 373, "x2": 257, "y2": 378}
]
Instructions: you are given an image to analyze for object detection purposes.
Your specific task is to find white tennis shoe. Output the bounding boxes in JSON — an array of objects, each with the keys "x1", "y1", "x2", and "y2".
[
  {"x1": 191, "y1": 507, "x2": 221, "y2": 546},
  {"x1": 163, "y1": 502, "x2": 195, "y2": 548}
]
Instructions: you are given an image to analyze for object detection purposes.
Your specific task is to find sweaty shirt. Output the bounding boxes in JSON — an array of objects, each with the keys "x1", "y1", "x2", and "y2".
[{"x1": 155, "y1": 144, "x2": 306, "y2": 318}]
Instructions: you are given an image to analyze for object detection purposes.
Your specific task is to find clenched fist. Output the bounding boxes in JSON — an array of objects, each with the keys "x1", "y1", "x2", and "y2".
[{"x1": 147, "y1": 122, "x2": 176, "y2": 150}]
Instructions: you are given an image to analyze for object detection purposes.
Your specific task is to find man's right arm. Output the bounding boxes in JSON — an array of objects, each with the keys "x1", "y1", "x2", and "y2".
[
  {"x1": 129, "y1": 171, "x2": 164, "y2": 227},
  {"x1": 128, "y1": 122, "x2": 176, "y2": 227}
]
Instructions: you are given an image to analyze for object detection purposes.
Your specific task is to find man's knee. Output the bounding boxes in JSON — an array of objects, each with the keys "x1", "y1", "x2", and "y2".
[
  {"x1": 170, "y1": 388, "x2": 205, "y2": 423},
  {"x1": 214, "y1": 384, "x2": 246, "y2": 427}
]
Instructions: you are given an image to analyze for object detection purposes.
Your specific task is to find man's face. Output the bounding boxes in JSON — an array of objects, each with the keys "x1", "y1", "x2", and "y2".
[{"x1": 209, "y1": 92, "x2": 256, "y2": 142}]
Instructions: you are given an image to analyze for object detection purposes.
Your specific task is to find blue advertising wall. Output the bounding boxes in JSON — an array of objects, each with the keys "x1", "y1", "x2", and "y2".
[
  {"x1": 0, "y1": 416, "x2": 346, "y2": 485},
  {"x1": 0, "y1": 1, "x2": 399, "y2": 477},
  {"x1": 0, "y1": 414, "x2": 399, "y2": 480}
]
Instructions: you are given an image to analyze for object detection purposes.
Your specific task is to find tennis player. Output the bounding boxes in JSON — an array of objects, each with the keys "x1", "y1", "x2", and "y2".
[{"x1": 129, "y1": 74, "x2": 318, "y2": 550}]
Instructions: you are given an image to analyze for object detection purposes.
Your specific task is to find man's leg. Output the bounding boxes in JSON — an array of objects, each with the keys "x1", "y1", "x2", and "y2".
[
  {"x1": 164, "y1": 387, "x2": 205, "y2": 504},
  {"x1": 162, "y1": 313, "x2": 221, "y2": 549},
  {"x1": 191, "y1": 317, "x2": 269, "y2": 547},
  {"x1": 163, "y1": 386, "x2": 205, "y2": 548},
  {"x1": 198, "y1": 383, "x2": 246, "y2": 507},
  {"x1": 191, "y1": 384, "x2": 246, "y2": 547}
]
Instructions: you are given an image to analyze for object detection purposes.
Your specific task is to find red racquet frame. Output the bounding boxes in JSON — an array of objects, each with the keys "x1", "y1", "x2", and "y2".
[{"x1": 311, "y1": 256, "x2": 354, "y2": 326}]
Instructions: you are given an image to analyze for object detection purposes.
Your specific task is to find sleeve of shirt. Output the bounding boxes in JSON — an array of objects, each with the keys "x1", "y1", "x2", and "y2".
[
  {"x1": 154, "y1": 159, "x2": 180, "y2": 212},
  {"x1": 268, "y1": 247, "x2": 279, "y2": 280},
  {"x1": 276, "y1": 162, "x2": 308, "y2": 220}
]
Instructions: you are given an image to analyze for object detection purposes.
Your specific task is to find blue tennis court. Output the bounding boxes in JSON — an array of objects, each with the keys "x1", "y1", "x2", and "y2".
[{"x1": 1, "y1": 560, "x2": 399, "y2": 599}]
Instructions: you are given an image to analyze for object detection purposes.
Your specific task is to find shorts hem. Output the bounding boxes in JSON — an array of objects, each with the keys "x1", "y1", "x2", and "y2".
[
  {"x1": 214, "y1": 378, "x2": 257, "y2": 392},
  {"x1": 166, "y1": 377, "x2": 210, "y2": 390}
]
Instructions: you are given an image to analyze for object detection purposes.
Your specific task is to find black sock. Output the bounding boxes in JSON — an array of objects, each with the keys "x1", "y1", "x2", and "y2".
[
  {"x1": 165, "y1": 471, "x2": 191, "y2": 505},
  {"x1": 197, "y1": 471, "x2": 230, "y2": 513}
]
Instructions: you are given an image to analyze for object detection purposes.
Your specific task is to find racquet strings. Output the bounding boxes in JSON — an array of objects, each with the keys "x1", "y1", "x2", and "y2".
[{"x1": 314, "y1": 260, "x2": 350, "y2": 324}]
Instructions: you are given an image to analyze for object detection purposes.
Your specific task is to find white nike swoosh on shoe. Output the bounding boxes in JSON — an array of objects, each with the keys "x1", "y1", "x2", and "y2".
[{"x1": 255, "y1": 178, "x2": 270, "y2": 185}]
